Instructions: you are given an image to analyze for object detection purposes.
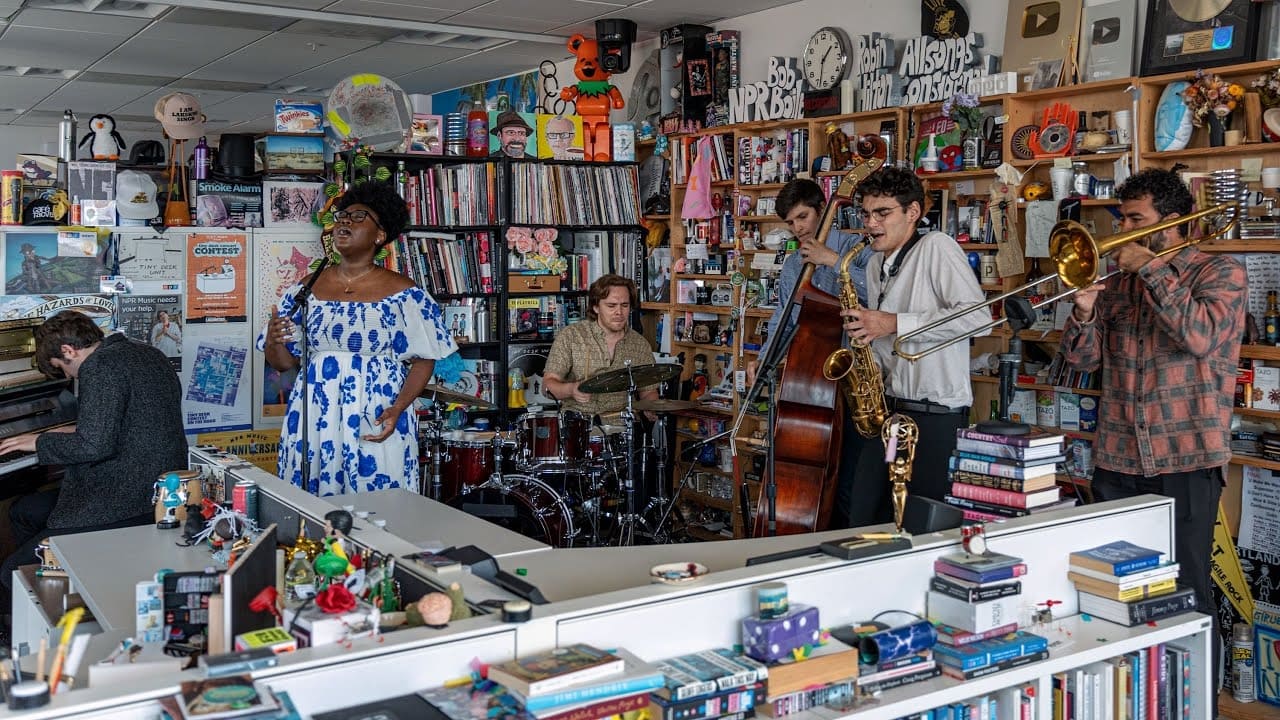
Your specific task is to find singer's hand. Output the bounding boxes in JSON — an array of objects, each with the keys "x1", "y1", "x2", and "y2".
[
  {"x1": 361, "y1": 406, "x2": 402, "y2": 443},
  {"x1": 267, "y1": 315, "x2": 295, "y2": 346}
]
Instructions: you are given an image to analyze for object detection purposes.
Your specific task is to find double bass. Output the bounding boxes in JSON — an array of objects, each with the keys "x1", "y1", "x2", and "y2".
[{"x1": 752, "y1": 159, "x2": 881, "y2": 536}]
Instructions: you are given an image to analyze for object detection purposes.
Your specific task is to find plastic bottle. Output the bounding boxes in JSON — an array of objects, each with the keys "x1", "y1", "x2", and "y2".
[
  {"x1": 58, "y1": 110, "x2": 77, "y2": 163},
  {"x1": 193, "y1": 137, "x2": 210, "y2": 180},
  {"x1": 283, "y1": 548, "x2": 315, "y2": 607},
  {"x1": 1232, "y1": 622, "x2": 1256, "y2": 703},
  {"x1": 466, "y1": 100, "x2": 488, "y2": 157}
]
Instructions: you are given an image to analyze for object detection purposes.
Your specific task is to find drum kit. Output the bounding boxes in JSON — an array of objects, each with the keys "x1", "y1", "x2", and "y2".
[{"x1": 418, "y1": 362, "x2": 695, "y2": 548}]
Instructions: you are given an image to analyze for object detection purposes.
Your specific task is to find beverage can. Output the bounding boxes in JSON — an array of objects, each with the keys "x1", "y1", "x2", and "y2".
[
  {"x1": 233, "y1": 480, "x2": 259, "y2": 521},
  {"x1": 1232, "y1": 622, "x2": 1256, "y2": 703}
]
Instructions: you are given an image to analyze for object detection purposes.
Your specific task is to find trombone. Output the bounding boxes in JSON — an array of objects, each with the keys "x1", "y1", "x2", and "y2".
[{"x1": 893, "y1": 202, "x2": 1241, "y2": 361}]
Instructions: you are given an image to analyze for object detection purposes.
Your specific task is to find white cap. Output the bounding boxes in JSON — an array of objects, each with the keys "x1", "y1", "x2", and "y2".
[
  {"x1": 154, "y1": 92, "x2": 206, "y2": 140},
  {"x1": 116, "y1": 171, "x2": 158, "y2": 220}
]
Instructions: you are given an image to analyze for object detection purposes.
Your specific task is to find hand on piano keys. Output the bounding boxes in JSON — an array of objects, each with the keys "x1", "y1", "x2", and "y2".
[{"x1": 0, "y1": 431, "x2": 39, "y2": 455}]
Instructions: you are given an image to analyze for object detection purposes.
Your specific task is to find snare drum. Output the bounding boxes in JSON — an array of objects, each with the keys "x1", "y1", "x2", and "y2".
[
  {"x1": 520, "y1": 409, "x2": 589, "y2": 465},
  {"x1": 440, "y1": 431, "x2": 496, "y2": 499}
]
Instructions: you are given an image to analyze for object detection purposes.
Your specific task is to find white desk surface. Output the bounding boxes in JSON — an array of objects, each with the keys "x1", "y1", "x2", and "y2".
[
  {"x1": 336, "y1": 488, "x2": 551, "y2": 558},
  {"x1": 51, "y1": 525, "x2": 224, "y2": 632}
]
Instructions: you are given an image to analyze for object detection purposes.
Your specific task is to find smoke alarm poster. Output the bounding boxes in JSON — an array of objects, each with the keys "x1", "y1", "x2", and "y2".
[{"x1": 186, "y1": 233, "x2": 247, "y2": 322}]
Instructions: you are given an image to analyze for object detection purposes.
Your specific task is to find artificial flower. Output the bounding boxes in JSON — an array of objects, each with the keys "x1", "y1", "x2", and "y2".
[
  {"x1": 1182, "y1": 69, "x2": 1244, "y2": 127},
  {"x1": 941, "y1": 92, "x2": 984, "y2": 135}
]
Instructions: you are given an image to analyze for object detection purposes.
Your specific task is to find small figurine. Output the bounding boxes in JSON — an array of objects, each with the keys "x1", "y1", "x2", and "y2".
[
  {"x1": 825, "y1": 122, "x2": 852, "y2": 170},
  {"x1": 324, "y1": 508, "x2": 353, "y2": 539},
  {"x1": 447, "y1": 582, "x2": 472, "y2": 621},
  {"x1": 415, "y1": 592, "x2": 453, "y2": 627},
  {"x1": 560, "y1": 34, "x2": 625, "y2": 161},
  {"x1": 153, "y1": 471, "x2": 187, "y2": 529},
  {"x1": 313, "y1": 537, "x2": 351, "y2": 588},
  {"x1": 638, "y1": 121, "x2": 655, "y2": 140},
  {"x1": 78, "y1": 114, "x2": 125, "y2": 160}
]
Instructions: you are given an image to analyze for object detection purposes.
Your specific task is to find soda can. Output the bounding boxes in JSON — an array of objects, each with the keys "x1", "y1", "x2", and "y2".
[{"x1": 232, "y1": 480, "x2": 259, "y2": 522}]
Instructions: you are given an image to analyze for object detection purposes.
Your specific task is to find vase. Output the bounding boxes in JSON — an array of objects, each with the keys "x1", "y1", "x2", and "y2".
[{"x1": 1207, "y1": 113, "x2": 1231, "y2": 147}]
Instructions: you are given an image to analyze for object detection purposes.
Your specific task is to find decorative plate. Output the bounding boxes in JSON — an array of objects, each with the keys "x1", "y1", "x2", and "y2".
[
  {"x1": 327, "y1": 73, "x2": 413, "y2": 152},
  {"x1": 1037, "y1": 122, "x2": 1071, "y2": 154},
  {"x1": 1010, "y1": 125, "x2": 1038, "y2": 160},
  {"x1": 650, "y1": 562, "x2": 709, "y2": 585}
]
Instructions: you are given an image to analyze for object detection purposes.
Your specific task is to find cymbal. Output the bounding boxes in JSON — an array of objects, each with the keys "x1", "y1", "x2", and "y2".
[
  {"x1": 633, "y1": 398, "x2": 699, "y2": 413},
  {"x1": 579, "y1": 363, "x2": 682, "y2": 394},
  {"x1": 420, "y1": 384, "x2": 496, "y2": 410}
]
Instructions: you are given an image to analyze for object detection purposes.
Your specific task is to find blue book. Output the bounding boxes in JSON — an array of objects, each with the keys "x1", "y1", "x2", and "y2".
[
  {"x1": 509, "y1": 649, "x2": 666, "y2": 712},
  {"x1": 1069, "y1": 541, "x2": 1166, "y2": 576}
]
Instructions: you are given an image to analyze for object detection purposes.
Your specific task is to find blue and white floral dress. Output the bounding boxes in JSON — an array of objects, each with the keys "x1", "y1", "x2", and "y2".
[{"x1": 257, "y1": 285, "x2": 457, "y2": 495}]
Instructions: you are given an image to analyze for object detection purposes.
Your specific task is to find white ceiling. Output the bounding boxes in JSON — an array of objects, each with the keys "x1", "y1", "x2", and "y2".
[{"x1": 0, "y1": 0, "x2": 800, "y2": 134}]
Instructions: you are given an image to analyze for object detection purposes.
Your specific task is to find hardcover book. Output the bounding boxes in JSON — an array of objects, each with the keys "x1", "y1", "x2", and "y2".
[
  {"x1": 508, "y1": 649, "x2": 666, "y2": 711},
  {"x1": 939, "y1": 649, "x2": 1049, "y2": 680},
  {"x1": 1069, "y1": 541, "x2": 1167, "y2": 576},
  {"x1": 653, "y1": 647, "x2": 766, "y2": 701},
  {"x1": 177, "y1": 675, "x2": 278, "y2": 720},
  {"x1": 934, "y1": 622, "x2": 1019, "y2": 646},
  {"x1": 935, "y1": 550, "x2": 1024, "y2": 571},
  {"x1": 650, "y1": 683, "x2": 760, "y2": 720},
  {"x1": 1068, "y1": 573, "x2": 1179, "y2": 602},
  {"x1": 933, "y1": 558, "x2": 1028, "y2": 584},
  {"x1": 1077, "y1": 585, "x2": 1197, "y2": 626},
  {"x1": 956, "y1": 426, "x2": 1065, "y2": 447},
  {"x1": 930, "y1": 574, "x2": 1022, "y2": 603},
  {"x1": 485, "y1": 644, "x2": 624, "y2": 698}
]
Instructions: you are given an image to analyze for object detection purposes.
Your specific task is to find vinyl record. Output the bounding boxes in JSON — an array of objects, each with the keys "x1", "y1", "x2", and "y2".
[
  {"x1": 855, "y1": 133, "x2": 888, "y2": 160},
  {"x1": 1168, "y1": 0, "x2": 1230, "y2": 22},
  {"x1": 1037, "y1": 122, "x2": 1071, "y2": 154},
  {"x1": 1011, "y1": 124, "x2": 1038, "y2": 159}
]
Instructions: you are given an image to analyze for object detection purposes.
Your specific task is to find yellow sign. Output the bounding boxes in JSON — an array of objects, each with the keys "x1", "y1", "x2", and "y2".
[
  {"x1": 1212, "y1": 500, "x2": 1255, "y2": 621},
  {"x1": 195, "y1": 429, "x2": 280, "y2": 475}
]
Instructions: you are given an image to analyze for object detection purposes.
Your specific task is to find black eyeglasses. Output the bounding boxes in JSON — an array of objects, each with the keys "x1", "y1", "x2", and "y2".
[
  {"x1": 859, "y1": 205, "x2": 904, "y2": 223},
  {"x1": 333, "y1": 209, "x2": 382, "y2": 228},
  {"x1": 546, "y1": 132, "x2": 575, "y2": 141}
]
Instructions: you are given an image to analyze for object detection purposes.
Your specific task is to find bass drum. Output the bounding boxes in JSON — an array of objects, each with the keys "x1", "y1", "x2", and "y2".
[{"x1": 449, "y1": 474, "x2": 577, "y2": 548}]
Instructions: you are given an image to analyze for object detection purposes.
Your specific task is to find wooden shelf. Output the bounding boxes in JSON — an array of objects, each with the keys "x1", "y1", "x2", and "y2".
[
  {"x1": 1201, "y1": 240, "x2": 1280, "y2": 253},
  {"x1": 1010, "y1": 152, "x2": 1130, "y2": 168},
  {"x1": 1240, "y1": 344, "x2": 1280, "y2": 361},
  {"x1": 737, "y1": 215, "x2": 782, "y2": 223},
  {"x1": 919, "y1": 168, "x2": 997, "y2": 181},
  {"x1": 1218, "y1": 690, "x2": 1276, "y2": 720},
  {"x1": 1018, "y1": 382, "x2": 1101, "y2": 397},
  {"x1": 640, "y1": 301, "x2": 671, "y2": 311},
  {"x1": 674, "y1": 273, "x2": 733, "y2": 281},
  {"x1": 1144, "y1": 143, "x2": 1274, "y2": 161},
  {"x1": 1234, "y1": 406, "x2": 1280, "y2": 421},
  {"x1": 1232, "y1": 454, "x2": 1280, "y2": 471},
  {"x1": 959, "y1": 242, "x2": 1000, "y2": 251},
  {"x1": 672, "y1": 340, "x2": 736, "y2": 353},
  {"x1": 737, "y1": 183, "x2": 788, "y2": 192},
  {"x1": 672, "y1": 304, "x2": 733, "y2": 314}
]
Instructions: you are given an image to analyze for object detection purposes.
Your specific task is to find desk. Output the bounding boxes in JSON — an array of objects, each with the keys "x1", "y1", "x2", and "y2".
[
  {"x1": 50, "y1": 525, "x2": 223, "y2": 633},
  {"x1": 338, "y1": 489, "x2": 551, "y2": 559}
]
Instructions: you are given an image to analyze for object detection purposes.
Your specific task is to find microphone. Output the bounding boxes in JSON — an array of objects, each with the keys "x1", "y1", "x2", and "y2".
[{"x1": 292, "y1": 255, "x2": 331, "y2": 308}]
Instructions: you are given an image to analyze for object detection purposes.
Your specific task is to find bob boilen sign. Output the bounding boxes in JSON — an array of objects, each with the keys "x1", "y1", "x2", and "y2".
[
  {"x1": 856, "y1": 32, "x2": 998, "y2": 111},
  {"x1": 728, "y1": 57, "x2": 804, "y2": 124}
]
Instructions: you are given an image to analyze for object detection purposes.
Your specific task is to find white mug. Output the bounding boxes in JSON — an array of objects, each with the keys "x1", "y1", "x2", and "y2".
[
  {"x1": 1113, "y1": 109, "x2": 1133, "y2": 144},
  {"x1": 1050, "y1": 167, "x2": 1074, "y2": 201},
  {"x1": 1262, "y1": 167, "x2": 1280, "y2": 190}
]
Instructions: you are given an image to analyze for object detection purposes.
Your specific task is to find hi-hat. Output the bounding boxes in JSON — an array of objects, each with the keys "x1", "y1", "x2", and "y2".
[
  {"x1": 578, "y1": 363, "x2": 682, "y2": 394},
  {"x1": 633, "y1": 398, "x2": 699, "y2": 413},
  {"x1": 420, "y1": 384, "x2": 496, "y2": 409}
]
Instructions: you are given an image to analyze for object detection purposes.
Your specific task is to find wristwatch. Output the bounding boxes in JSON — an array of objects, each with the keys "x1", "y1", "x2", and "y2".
[{"x1": 961, "y1": 523, "x2": 987, "y2": 555}]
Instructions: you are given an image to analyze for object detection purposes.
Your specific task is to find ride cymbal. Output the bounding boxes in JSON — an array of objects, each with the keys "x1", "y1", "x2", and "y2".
[
  {"x1": 578, "y1": 363, "x2": 682, "y2": 394},
  {"x1": 420, "y1": 384, "x2": 496, "y2": 409}
]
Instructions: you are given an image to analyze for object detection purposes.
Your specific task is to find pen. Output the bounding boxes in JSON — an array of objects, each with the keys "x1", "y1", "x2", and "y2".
[
  {"x1": 35, "y1": 569, "x2": 68, "y2": 578},
  {"x1": 855, "y1": 532, "x2": 902, "y2": 540},
  {"x1": 47, "y1": 606, "x2": 84, "y2": 695},
  {"x1": 55, "y1": 635, "x2": 89, "y2": 692}
]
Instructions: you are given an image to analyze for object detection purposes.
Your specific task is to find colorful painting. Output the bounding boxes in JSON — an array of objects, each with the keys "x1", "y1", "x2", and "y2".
[
  {"x1": 430, "y1": 68, "x2": 541, "y2": 116},
  {"x1": 536, "y1": 114, "x2": 585, "y2": 160},
  {"x1": 2, "y1": 231, "x2": 106, "y2": 294}
]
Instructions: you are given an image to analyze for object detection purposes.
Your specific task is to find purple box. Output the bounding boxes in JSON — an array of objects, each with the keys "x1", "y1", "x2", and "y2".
[{"x1": 741, "y1": 604, "x2": 821, "y2": 662}]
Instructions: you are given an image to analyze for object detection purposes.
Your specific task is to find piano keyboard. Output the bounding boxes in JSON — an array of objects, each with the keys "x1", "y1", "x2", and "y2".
[{"x1": 0, "y1": 450, "x2": 37, "y2": 474}]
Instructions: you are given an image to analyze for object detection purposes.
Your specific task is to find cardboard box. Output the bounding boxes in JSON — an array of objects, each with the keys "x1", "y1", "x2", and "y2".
[
  {"x1": 17, "y1": 154, "x2": 58, "y2": 187},
  {"x1": 1008, "y1": 389, "x2": 1037, "y2": 424},
  {"x1": 1058, "y1": 392, "x2": 1081, "y2": 431},
  {"x1": 741, "y1": 604, "x2": 821, "y2": 662},
  {"x1": 195, "y1": 179, "x2": 263, "y2": 228},
  {"x1": 284, "y1": 600, "x2": 379, "y2": 648},
  {"x1": 1255, "y1": 365, "x2": 1280, "y2": 411},
  {"x1": 274, "y1": 100, "x2": 324, "y2": 134}
]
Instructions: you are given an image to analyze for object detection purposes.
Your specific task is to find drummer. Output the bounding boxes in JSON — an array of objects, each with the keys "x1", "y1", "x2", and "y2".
[{"x1": 543, "y1": 274, "x2": 659, "y2": 422}]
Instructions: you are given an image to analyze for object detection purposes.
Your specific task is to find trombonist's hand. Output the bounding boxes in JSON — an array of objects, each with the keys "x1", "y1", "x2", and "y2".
[
  {"x1": 1112, "y1": 242, "x2": 1156, "y2": 274},
  {"x1": 1071, "y1": 282, "x2": 1106, "y2": 323}
]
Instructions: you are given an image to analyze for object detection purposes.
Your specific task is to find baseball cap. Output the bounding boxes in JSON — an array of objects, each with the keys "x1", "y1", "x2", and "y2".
[
  {"x1": 117, "y1": 170, "x2": 159, "y2": 220},
  {"x1": 154, "y1": 92, "x2": 206, "y2": 140},
  {"x1": 22, "y1": 198, "x2": 59, "y2": 226}
]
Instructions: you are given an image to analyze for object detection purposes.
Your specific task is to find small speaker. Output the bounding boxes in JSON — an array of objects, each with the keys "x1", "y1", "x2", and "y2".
[{"x1": 902, "y1": 496, "x2": 963, "y2": 535}]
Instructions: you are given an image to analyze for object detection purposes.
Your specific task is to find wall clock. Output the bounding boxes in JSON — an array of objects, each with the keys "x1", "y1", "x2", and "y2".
[{"x1": 802, "y1": 27, "x2": 850, "y2": 91}]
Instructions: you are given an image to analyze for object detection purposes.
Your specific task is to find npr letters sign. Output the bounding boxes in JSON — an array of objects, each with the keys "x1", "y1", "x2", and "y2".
[{"x1": 728, "y1": 57, "x2": 803, "y2": 123}]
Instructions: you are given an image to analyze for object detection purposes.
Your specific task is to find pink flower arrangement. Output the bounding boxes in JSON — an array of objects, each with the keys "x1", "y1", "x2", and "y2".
[
  {"x1": 1182, "y1": 69, "x2": 1244, "y2": 127},
  {"x1": 508, "y1": 226, "x2": 566, "y2": 275}
]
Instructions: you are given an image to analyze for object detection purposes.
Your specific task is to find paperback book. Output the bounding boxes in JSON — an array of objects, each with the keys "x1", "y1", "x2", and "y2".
[
  {"x1": 1069, "y1": 541, "x2": 1167, "y2": 576},
  {"x1": 486, "y1": 644, "x2": 624, "y2": 697},
  {"x1": 929, "y1": 574, "x2": 1022, "y2": 603},
  {"x1": 1077, "y1": 585, "x2": 1197, "y2": 626}
]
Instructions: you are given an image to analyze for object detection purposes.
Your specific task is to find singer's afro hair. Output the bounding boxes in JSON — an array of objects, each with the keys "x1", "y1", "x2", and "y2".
[{"x1": 335, "y1": 180, "x2": 410, "y2": 245}]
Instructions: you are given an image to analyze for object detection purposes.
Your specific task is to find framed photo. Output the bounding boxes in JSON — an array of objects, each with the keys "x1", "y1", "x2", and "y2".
[
  {"x1": 408, "y1": 113, "x2": 443, "y2": 155},
  {"x1": 1001, "y1": 0, "x2": 1084, "y2": 90},
  {"x1": 687, "y1": 59, "x2": 711, "y2": 97},
  {"x1": 1079, "y1": 0, "x2": 1136, "y2": 83},
  {"x1": 1029, "y1": 58, "x2": 1065, "y2": 90},
  {"x1": 262, "y1": 180, "x2": 324, "y2": 228},
  {"x1": 1138, "y1": 0, "x2": 1259, "y2": 76}
]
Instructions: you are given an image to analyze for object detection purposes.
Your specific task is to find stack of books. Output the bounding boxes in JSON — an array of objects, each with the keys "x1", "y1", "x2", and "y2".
[
  {"x1": 947, "y1": 427, "x2": 1077, "y2": 521},
  {"x1": 750, "y1": 638, "x2": 860, "y2": 717},
  {"x1": 850, "y1": 636, "x2": 940, "y2": 695},
  {"x1": 1068, "y1": 542, "x2": 1197, "y2": 627},
  {"x1": 473, "y1": 644, "x2": 667, "y2": 720},
  {"x1": 650, "y1": 648, "x2": 765, "y2": 720},
  {"x1": 927, "y1": 550, "x2": 1027, "y2": 647},
  {"x1": 932, "y1": 628, "x2": 1049, "y2": 681}
]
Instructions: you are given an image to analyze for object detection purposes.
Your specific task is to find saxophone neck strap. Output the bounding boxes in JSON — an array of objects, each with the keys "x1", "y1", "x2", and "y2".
[{"x1": 877, "y1": 233, "x2": 922, "y2": 305}]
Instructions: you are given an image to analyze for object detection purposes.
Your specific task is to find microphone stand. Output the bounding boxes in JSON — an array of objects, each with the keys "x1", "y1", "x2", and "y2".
[
  {"x1": 976, "y1": 295, "x2": 1034, "y2": 436},
  {"x1": 292, "y1": 256, "x2": 330, "y2": 494},
  {"x1": 651, "y1": 427, "x2": 736, "y2": 540}
]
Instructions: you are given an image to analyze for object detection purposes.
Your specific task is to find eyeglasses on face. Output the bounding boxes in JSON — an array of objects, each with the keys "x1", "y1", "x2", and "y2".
[
  {"x1": 859, "y1": 205, "x2": 904, "y2": 223},
  {"x1": 546, "y1": 132, "x2": 575, "y2": 141},
  {"x1": 333, "y1": 209, "x2": 382, "y2": 227}
]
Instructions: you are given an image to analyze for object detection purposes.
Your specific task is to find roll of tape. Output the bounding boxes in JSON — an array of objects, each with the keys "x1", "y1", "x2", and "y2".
[
  {"x1": 8, "y1": 681, "x2": 50, "y2": 710},
  {"x1": 502, "y1": 600, "x2": 532, "y2": 623},
  {"x1": 756, "y1": 581, "x2": 789, "y2": 619}
]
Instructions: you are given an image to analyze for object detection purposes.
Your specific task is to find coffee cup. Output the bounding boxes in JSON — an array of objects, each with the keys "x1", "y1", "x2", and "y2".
[
  {"x1": 1050, "y1": 167, "x2": 1074, "y2": 201},
  {"x1": 1113, "y1": 110, "x2": 1133, "y2": 144}
]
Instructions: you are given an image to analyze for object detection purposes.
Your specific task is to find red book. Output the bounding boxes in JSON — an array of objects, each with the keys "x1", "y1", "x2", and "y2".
[{"x1": 949, "y1": 481, "x2": 1061, "y2": 509}]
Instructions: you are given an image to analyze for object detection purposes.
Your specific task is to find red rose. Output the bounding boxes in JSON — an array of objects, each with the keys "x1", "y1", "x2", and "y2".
[{"x1": 315, "y1": 583, "x2": 357, "y2": 613}]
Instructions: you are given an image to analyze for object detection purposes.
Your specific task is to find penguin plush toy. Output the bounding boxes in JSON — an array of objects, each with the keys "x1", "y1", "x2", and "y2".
[{"x1": 79, "y1": 114, "x2": 126, "y2": 160}]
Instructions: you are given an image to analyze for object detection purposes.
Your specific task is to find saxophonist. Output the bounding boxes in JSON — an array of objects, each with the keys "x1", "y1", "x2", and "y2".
[
  {"x1": 840, "y1": 166, "x2": 989, "y2": 525},
  {"x1": 749, "y1": 178, "x2": 873, "y2": 529}
]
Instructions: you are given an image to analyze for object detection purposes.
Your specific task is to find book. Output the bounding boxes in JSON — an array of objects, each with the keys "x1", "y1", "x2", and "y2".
[
  {"x1": 649, "y1": 683, "x2": 760, "y2": 720},
  {"x1": 761, "y1": 638, "x2": 859, "y2": 700},
  {"x1": 316, "y1": 693, "x2": 447, "y2": 720},
  {"x1": 756, "y1": 681, "x2": 853, "y2": 718},
  {"x1": 1066, "y1": 562, "x2": 1180, "y2": 585},
  {"x1": 853, "y1": 664, "x2": 941, "y2": 694},
  {"x1": 929, "y1": 574, "x2": 1022, "y2": 602},
  {"x1": 938, "y1": 649, "x2": 1049, "y2": 680},
  {"x1": 1076, "y1": 585, "x2": 1197, "y2": 626},
  {"x1": 948, "y1": 481, "x2": 1062, "y2": 509},
  {"x1": 926, "y1": 591, "x2": 1023, "y2": 634},
  {"x1": 418, "y1": 684, "x2": 531, "y2": 720},
  {"x1": 486, "y1": 644, "x2": 624, "y2": 697},
  {"x1": 932, "y1": 630, "x2": 1048, "y2": 672},
  {"x1": 933, "y1": 622, "x2": 1019, "y2": 647},
  {"x1": 933, "y1": 558, "x2": 1028, "y2": 584},
  {"x1": 956, "y1": 426, "x2": 1065, "y2": 447},
  {"x1": 531, "y1": 690, "x2": 651, "y2": 720},
  {"x1": 178, "y1": 675, "x2": 278, "y2": 720},
  {"x1": 954, "y1": 437, "x2": 1065, "y2": 462},
  {"x1": 1069, "y1": 541, "x2": 1167, "y2": 576},
  {"x1": 948, "y1": 466, "x2": 1061, "y2": 493},
  {"x1": 950, "y1": 452, "x2": 1062, "y2": 480},
  {"x1": 854, "y1": 658, "x2": 937, "y2": 686},
  {"x1": 943, "y1": 494, "x2": 1036, "y2": 518},
  {"x1": 509, "y1": 649, "x2": 666, "y2": 712},
  {"x1": 1068, "y1": 573, "x2": 1179, "y2": 602},
  {"x1": 653, "y1": 647, "x2": 766, "y2": 701}
]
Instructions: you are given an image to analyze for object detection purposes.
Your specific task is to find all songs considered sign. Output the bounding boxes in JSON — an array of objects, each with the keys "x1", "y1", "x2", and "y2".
[{"x1": 186, "y1": 232, "x2": 248, "y2": 323}]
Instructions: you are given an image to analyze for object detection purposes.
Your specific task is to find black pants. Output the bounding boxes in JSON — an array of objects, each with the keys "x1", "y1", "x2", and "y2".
[
  {"x1": 1091, "y1": 466, "x2": 1223, "y2": 715},
  {"x1": 846, "y1": 409, "x2": 969, "y2": 528},
  {"x1": 0, "y1": 490, "x2": 152, "y2": 616}
]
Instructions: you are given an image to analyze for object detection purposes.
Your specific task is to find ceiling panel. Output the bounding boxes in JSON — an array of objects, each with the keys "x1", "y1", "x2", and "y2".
[
  {"x1": 277, "y1": 41, "x2": 472, "y2": 90},
  {"x1": 0, "y1": 76, "x2": 67, "y2": 110},
  {"x1": 461, "y1": 0, "x2": 621, "y2": 23},
  {"x1": 321, "y1": 0, "x2": 456, "y2": 22},
  {"x1": 187, "y1": 33, "x2": 380, "y2": 84},
  {"x1": 441, "y1": 12, "x2": 564, "y2": 33},
  {"x1": 160, "y1": 7, "x2": 294, "y2": 30},
  {"x1": 356, "y1": 0, "x2": 505, "y2": 11},
  {"x1": 236, "y1": 0, "x2": 342, "y2": 9},
  {"x1": 92, "y1": 23, "x2": 269, "y2": 76},
  {"x1": 10, "y1": 7, "x2": 150, "y2": 34},
  {"x1": 34, "y1": 80, "x2": 157, "y2": 115},
  {"x1": 280, "y1": 19, "x2": 401, "y2": 41},
  {"x1": 0, "y1": 27, "x2": 127, "y2": 72}
]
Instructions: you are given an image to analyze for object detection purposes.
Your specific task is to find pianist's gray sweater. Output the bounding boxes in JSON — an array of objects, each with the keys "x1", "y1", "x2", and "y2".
[{"x1": 36, "y1": 333, "x2": 187, "y2": 529}]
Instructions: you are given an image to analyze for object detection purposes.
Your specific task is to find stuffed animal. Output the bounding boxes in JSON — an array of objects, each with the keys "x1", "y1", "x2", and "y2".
[
  {"x1": 78, "y1": 114, "x2": 125, "y2": 160},
  {"x1": 560, "y1": 34, "x2": 625, "y2": 161}
]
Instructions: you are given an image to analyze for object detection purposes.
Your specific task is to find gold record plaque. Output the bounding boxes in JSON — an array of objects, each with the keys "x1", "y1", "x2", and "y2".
[{"x1": 1139, "y1": 0, "x2": 1259, "y2": 75}]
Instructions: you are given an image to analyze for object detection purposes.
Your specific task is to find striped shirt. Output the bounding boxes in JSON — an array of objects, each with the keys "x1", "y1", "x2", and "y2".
[
  {"x1": 1059, "y1": 246, "x2": 1246, "y2": 476},
  {"x1": 543, "y1": 319, "x2": 655, "y2": 417}
]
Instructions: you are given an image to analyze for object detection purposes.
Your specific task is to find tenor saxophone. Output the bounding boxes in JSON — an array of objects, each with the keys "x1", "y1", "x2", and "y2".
[{"x1": 821, "y1": 242, "x2": 889, "y2": 438}]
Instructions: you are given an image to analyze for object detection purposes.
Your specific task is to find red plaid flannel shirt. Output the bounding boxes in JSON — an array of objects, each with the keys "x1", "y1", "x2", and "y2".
[{"x1": 1059, "y1": 247, "x2": 1246, "y2": 476}]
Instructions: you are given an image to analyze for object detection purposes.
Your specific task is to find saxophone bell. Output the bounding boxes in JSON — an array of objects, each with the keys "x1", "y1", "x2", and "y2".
[{"x1": 822, "y1": 348, "x2": 853, "y2": 381}]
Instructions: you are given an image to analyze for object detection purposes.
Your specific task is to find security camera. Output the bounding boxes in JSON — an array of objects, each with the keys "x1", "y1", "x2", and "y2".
[{"x1": 596, "y1": 19, "x2": 638, "y2": 74}]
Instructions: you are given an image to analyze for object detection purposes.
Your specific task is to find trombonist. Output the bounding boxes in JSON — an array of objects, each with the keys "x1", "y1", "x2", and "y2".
[
  {"x1": 840, "y1": 166, "x2": 989, "y2": 525},
  {"x1": 1058, "y1": 168, "x2": 1246, "y2": 715}
]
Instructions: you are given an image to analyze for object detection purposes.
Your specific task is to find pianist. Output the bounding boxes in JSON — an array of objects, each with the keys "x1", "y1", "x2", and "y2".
[{"x1": 0, "y1": 311, "x2": 185, "y2": 621}]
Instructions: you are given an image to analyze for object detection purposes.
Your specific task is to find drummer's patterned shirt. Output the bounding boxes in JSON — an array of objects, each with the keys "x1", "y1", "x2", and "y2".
[{"x1": 544, "y1": 319, "x2": 654, "y2": 418}]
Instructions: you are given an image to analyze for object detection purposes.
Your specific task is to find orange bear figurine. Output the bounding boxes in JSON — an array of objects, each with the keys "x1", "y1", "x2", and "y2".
[{"x1": 560, "y1": 34, "x2": 625, "y2": 161}]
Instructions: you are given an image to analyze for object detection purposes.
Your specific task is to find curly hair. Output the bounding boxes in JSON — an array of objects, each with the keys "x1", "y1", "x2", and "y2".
[
  {"x1": 335, "y1": 181, "x2": 410, "y2": 244},
  {"x1": 856, "y1": 165, "x2": 925, "y2": 212},
  {"x1": 34, "y1": 310, "x2": 104, "y2": 378},
  {"x1": 776, "y1": 178, "x2": 826, "y2": 220},
  {"x1": 587, "y1": 274, "x2": 638, "y2": 321},
  {"x1": 1116, "y1": 169, "x2": 1194, "y2": 236}
]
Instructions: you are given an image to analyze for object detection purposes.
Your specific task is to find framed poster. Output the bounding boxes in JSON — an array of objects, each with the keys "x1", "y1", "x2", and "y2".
[{"x1": 1138, "y1": 0, "x2": 1259, "y2": 76}]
